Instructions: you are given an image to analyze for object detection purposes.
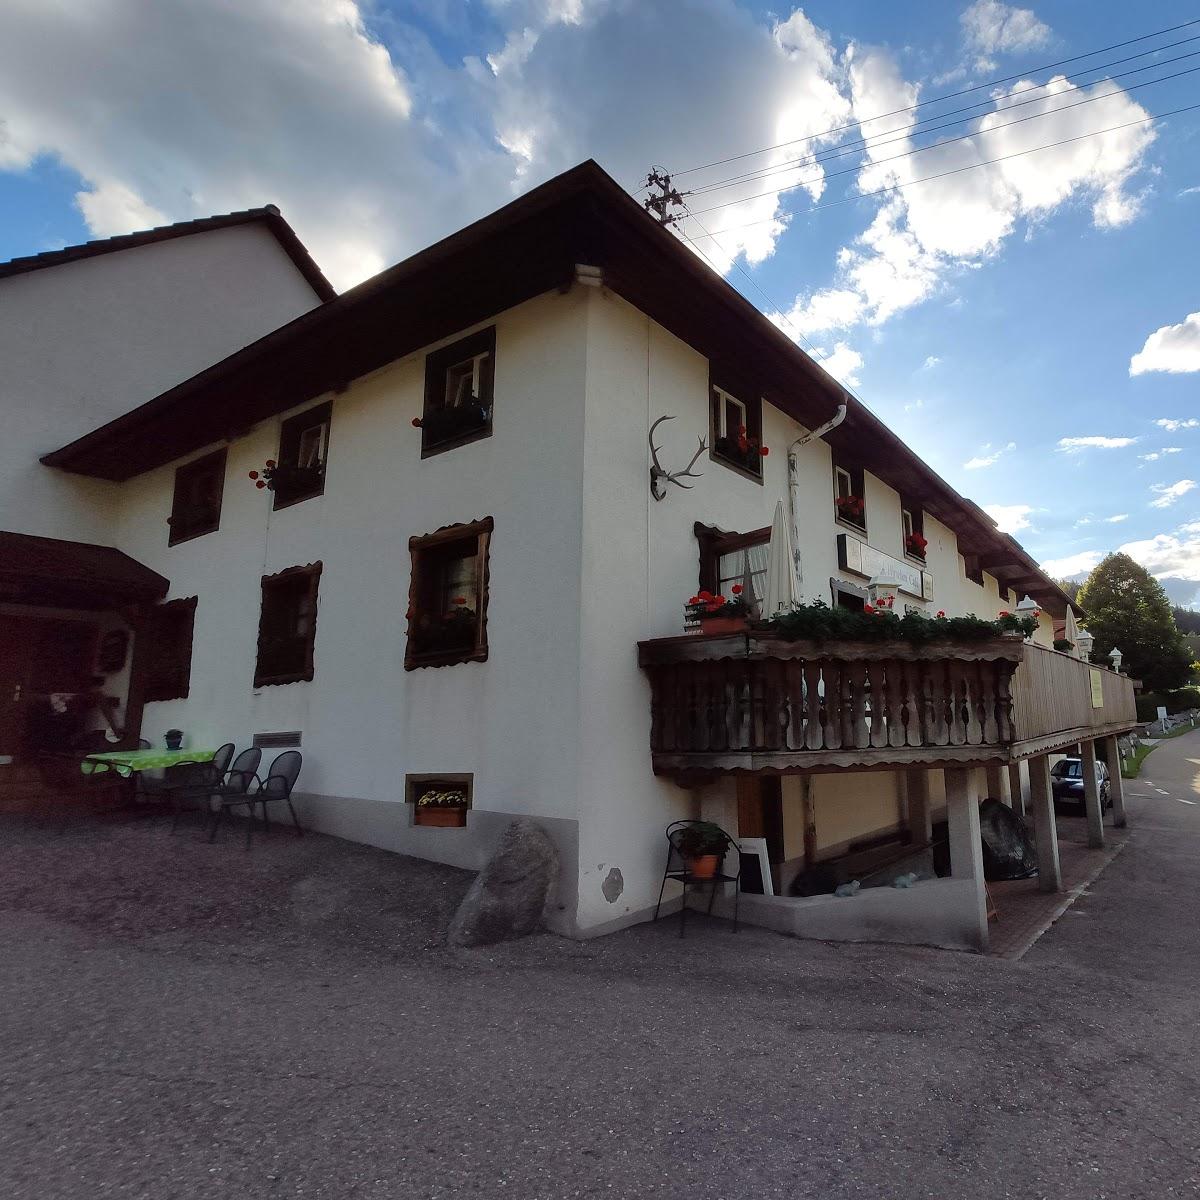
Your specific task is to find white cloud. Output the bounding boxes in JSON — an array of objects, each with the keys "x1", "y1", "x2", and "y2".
[
  {"x1": 775, "y1": 61, "x2": 1156, "y2": 337},
  {"x1": 0, "y1": 0, "x2": 858, "y2": 290},
  {"x1": 1150, "y1": 480, "x2": 1198, "y2": 509},
  {"x1": 921, "y1": 354, "x2": 941, "y2": 370},
  {"x1": 1041, "y1": 550, "x2": 1102, "y2": 578},
  {"x1": 1131, "y1": 314, "x2": 1200, "y2": 375},
  {"x1": 1120, "y1": 527, "x2": 1200, "y2": 584},
  {"x1": 819, "y1": 342, "x2": 864, "y2": 386},
  {"x1": 985, "y1": 503, "x2": 1034, "y2": 533},
  {"x1": 961, "y1": 2, "x2": 1051, "y2": 57},
  {"x1": 1154, "y1": 417, "x2": 1200, "y2": 432},
  {"x1": 1057, "y1": 435, "x2": 1137, "y2": 452},
  {"x1": 1139, "y1": 448, "x2": 1183, "y2": 463},
  {"x1": 964, "y1": 440, "x2": 1015, "y2": 469},
  {"x1": 1105, "y1": 513, "x2": 1130, "y2": 523}
]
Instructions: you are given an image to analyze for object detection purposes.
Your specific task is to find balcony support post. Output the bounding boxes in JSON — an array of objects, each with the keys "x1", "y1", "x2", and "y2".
[
  {"x1": 1028, "y1": 755, "x2": 1062, "y2": 893},
  {"x1": 904, "y1": 769, "x2": 933, "y2": 845},
  {"x1": 1007, "y1": 762, "x2": 1026, "y2": 819},
  {"x1": 945, "y1": 767, "x2": 989, "y2": 952},
  {"x1": 1100, "y1": 735, "x2": 1128, "y2": 828},
  {"x1": 985, "y1": 764, "x2": 1012, "y2": 808},
  {"x1": 1080, "y1": 739, "x2": 1105, "y2": 849}
]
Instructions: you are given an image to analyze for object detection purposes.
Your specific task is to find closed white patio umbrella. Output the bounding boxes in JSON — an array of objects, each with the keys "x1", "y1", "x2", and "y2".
[{"x1": 764, "y1": 499, "x2": 799, "y2": 617}]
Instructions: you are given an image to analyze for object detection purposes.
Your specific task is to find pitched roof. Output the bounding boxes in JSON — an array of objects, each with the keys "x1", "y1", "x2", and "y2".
[
  {"x1": 0, "y1": 206, "x2": 335, "y2": 302},
  {"x1": 38, "y1": 160, "x2": 1074, "y2": 616},
  {"x1": 0, "y1": 531, "x2": 168, "y2": 609}
]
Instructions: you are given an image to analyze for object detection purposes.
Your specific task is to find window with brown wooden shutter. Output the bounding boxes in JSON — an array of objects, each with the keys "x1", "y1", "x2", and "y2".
[
  {"x1": 168, "y1": 450, "x2": 226, "y2": 545},
  {"x1": 405, "y1": 518, "x2": 492, "y2": 669},
  {"x1": 254, "y1": 564, "x2": 321, "y2": 687},
  {"x1": 143, "y1": 597, "x2": 197, "y2": 702}
]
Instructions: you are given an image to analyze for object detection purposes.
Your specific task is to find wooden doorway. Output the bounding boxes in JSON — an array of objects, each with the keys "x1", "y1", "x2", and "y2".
[
  {"x1": 0, "y1": 615, "x2": 98, "y2": 762},
  {"x1": 737, "y1": 776, "x2": 784, "y2": 893}
]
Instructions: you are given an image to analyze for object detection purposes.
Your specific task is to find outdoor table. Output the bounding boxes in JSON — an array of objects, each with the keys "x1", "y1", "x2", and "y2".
[{"x1": 82, "y1": 748, "x2": 217, "y2": 778}]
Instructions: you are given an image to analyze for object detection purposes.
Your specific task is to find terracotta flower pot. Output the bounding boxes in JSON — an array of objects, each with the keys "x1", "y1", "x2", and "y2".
[
  {"x1": 700, "y1": 616, "x2": 748, "y2": 635},
  {"x1": 687, "y1": 853, "x2": 720, "y2": 879},
  {"x1": 415, "y1": 806, "x2": 467, "y2": 828}
]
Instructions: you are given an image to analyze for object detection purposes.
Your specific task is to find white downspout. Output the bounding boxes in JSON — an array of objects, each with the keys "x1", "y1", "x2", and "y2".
[{"x1": 787, "y1": 399, "x2": 848, "y2": 596}]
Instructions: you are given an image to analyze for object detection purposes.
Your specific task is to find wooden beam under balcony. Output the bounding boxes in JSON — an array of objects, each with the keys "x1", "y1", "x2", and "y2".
[{"x1": 636, "y1": 632, "x2": 1137, "y2": 779}]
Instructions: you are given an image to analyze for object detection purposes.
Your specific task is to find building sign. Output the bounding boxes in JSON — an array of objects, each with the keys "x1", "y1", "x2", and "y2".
[
  {"x1": 837, "y1": 534, "x2": 933, "y2": 601},
  {"x1": 1090, "y1": 668, "x2": 1105, "y2": 709}
]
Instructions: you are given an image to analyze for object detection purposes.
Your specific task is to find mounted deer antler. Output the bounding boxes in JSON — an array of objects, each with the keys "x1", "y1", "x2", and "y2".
[{"x1": 649, "y1": 414, "x2": 707, "y2": 501}]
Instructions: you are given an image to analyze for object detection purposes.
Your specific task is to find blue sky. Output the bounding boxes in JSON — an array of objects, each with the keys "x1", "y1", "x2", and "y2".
[{"x1": 1, "y1": 1, "x2": 1197, "y2": 601}]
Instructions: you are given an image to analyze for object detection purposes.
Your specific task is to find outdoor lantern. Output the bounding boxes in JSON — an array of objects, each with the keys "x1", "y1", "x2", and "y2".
[
  {"x1": 1076, "y1": 628, "x2": 1095, "y2": 658},
  {"x1": 1109, "y1": 646, "x2": 1124, "y2": 673},
  {"x1": 867, "y1": 567, "x2": 902, "y2": 612}
]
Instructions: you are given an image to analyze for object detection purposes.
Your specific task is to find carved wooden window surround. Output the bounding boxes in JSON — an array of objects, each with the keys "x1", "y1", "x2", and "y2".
[
  {"x1": 406, "y1": 517, "x2": 493, "y2": 670},
  {"x1": 168, "y1": 450, "x2": 226, "y2": 545},
  {"x1": 694, "y1": 521, "x2": 771, "y2": 597},
  {"x1": 254, "y1": 563, "x2": 321, "y2": 687},
  {"x1": 421, "y1": 327, "x2": 496, "y2": 458},
  {"x1": 144, "y1": 597, "x2": 197, "y2": 702}
]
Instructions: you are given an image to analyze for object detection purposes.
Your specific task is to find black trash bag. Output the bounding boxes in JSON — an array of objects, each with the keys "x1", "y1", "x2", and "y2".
[{"x1": 979, "y1": 798, "x2": 1038, "y2": 880}]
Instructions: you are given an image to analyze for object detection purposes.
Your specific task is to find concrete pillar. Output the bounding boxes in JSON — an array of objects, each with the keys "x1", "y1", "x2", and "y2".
[
  {"x1": 1080, "y1": 739, "x2": 1105, "y2": 849},
  {"x1": 1008, "y1": 762, "x2": 1026, "y2": 819},
  {"x1": 1028, "y1": 754, "x2": 1062, "y2": 893},
  {"x1": 985, "y1": 764, "x2": 1012, "y2": 807},
  {"x1": 904, "y1": 768, "x2": 933, "y2": 845},
  {"x1": 1101, "y1": 735, "x2": 1128, "y2": 829},
  {"x1": 945, "y1": 767, "x2": 989, "y2": 952}
]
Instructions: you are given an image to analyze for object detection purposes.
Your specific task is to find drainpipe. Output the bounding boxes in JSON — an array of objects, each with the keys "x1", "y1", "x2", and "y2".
[{"x1": 787, "y1": 399, "x2": 848, "y2": 595}]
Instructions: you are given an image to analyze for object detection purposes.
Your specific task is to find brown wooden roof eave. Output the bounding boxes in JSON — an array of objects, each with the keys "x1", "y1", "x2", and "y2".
[{"x1": 0, "y1": 531, "x2": 168, "y2": 607}]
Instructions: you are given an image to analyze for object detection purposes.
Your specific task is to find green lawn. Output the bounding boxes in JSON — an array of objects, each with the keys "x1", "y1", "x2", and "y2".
[{"x1": 1123, "y1": 721, "x2": 1198, "y2": 778}]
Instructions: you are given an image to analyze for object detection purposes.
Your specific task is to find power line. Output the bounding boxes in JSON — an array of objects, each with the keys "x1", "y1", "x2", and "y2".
[
  {"x1": 681, "y1": 100, "x2": 1200, "y2": 228},
  {"x1": 684, "y1": 41, "x2": 1200, "y2": 199},
  {"x1": 679, "y1": 61, "x2": 1200, "y2": 218},
  {"x1": 670, "y1": 17, "x2": 1200, "y2": 180}
]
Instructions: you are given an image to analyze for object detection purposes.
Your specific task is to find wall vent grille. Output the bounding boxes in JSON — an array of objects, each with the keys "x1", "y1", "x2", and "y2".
[{"x1": 253, "y1": 731, "x2": 302, "y2": 749}]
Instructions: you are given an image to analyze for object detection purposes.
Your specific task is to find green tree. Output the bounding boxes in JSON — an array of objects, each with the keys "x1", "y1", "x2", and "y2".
[
  {"x1": 1077, "y1": 553, "x2": 1193, "y2": 690},
  {"x1": 1054, "y1": 578, "x2": 1081, "y2": 604}
]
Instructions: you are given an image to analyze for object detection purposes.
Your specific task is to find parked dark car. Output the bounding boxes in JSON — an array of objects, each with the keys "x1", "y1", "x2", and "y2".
[{"x1": 1051, "y1": 757, "x2": 1111, "y2": 813}]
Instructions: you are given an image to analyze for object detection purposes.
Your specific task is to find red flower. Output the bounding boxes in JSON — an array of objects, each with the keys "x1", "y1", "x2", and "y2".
[
  {"x1": 731, "y1": 584, "x2": 743, "y2": 595},
  {"x1": 760, "y1": 446, "x2": 769, "y2": 456},
  {"x1": 265, "y1": 459, "x2": 276, "y2": 469},
  {"x1": 698, "y1": 591, "x2": 713, "y2": 602},
  {"x1": 999, "y1": 610, "x2": 1010, "y2": 617},
  {"x1": 255, "y1": 480, "x2": 267, "y2": 489},
  {"x1": 411, "y1": 417, "x2": 423, "y2": 428},
  {"x1": 248, "y1": 470, "x2": 259, "y2": 480},
  {"x1": 936, "y1": 610, "x2": 946, "y2": 618},
  {"x1": 452, "y1": 596, "x2": 468, "y2": 605},
  {"x1": 737, "y1": 424, "x2": 747, "y2": 436},
  {"x1": 863, "y1": 603, "x2": 875, "y2": 614}
]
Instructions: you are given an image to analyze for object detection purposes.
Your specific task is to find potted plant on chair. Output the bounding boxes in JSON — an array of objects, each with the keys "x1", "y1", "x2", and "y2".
[{"x1": 677, "y1": 821, "x2": 727, "y2": 879}]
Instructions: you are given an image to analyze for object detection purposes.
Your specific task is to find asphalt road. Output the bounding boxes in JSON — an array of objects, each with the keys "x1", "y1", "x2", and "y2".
[{"x1": 3, "y1": 734, "x2": 1200, "y2": 1200}]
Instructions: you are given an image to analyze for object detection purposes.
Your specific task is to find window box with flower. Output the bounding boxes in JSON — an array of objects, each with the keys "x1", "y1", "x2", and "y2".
[
  {"x1": 834, "y1": 493, "x2": 866, "y2": 529},
  {"x1": 412, "y1": 782, "x2": 469, "y2": 828},
  {"x1": 686, "y1": 585, "x2": 750, "y2": 634},
  {"x1": 904, "y1": 532, "x2": 928, "y2": 562}
]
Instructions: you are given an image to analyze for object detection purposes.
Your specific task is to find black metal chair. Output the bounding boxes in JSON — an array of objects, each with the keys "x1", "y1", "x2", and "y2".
[
  {"x1": 654, "y1": 820, "x2": 740, "y2": 937},
  {"x1": 210, "y1": 750, "x2": 302, "y2": 848},
  {"x1": 163, "y1": 742, "x2": 235, "y2": 831},
  {"x1": 192, "y1": 747, "x2": 262, "y2": 844}
]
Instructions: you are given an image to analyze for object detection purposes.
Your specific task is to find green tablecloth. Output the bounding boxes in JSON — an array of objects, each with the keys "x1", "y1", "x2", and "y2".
[{"x1": 82, "y1": 748, "x2": 216, "y2": 777}]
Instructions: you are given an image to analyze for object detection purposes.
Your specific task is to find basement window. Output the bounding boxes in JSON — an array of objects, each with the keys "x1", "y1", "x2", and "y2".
[
  {"x1": 421, "y1": 328, "x2": 496, "y2": 457},
  {"x1": 168, "y1": 450, "x2": 225, "y2": 545},
  {"x1": 254, "y1": 563, "x2": 321, "y2": 687},
  {"x1": 144, "y1": 597, "x2": 197, "y2": 702},
  {"x1": 406, "y1": 518, "x2": 493, "y2": 669},
  {"x1": 273, "y1": 402, "x2": 331, "y2": 510}
]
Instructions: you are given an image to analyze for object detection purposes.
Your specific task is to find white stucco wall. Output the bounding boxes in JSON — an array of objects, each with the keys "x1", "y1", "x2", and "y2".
[
  {"x1": 1, "y1": 223, "x2": 323, "y2": 543},
  {"x1": 110, "y1": 288, "x2": 590, "y2": 926}
]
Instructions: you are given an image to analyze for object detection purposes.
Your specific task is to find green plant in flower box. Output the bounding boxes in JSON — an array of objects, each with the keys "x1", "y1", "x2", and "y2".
[
  {"x1": 416, "y1": 787, "x2": 468, "y2": 809},
  {"x1": 759, "y1": 599, "x2": 1039, "y2": 645}
]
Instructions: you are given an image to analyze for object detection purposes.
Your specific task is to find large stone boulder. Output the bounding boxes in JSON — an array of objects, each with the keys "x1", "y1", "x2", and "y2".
[{"x1": 448, "y1": 819, "x2": 559, "y2": 947}]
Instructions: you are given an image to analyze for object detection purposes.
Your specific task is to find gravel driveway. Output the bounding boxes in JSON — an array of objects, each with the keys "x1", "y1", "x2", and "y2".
[{"x1": 3, "y1": 742, "x2": 1200, "y2": 1199}]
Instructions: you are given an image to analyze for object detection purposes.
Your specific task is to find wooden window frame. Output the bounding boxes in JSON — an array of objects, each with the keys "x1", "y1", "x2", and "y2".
[
  {"x1": 901, "y1": 502, "x2": 926, "y2": 564},
  {"x1": 405, "y1": 517, "x2": 493, "y2": 670},
  {"x1": 254, "y1": 563, "x2": 322, "y2": 688},
  {"x1": 168, "y1": 449, "x2": 226, "y2": 546},
  {"x1": 273, "y1": 402, "x2": 332, "y2": 511},
  {"x1": 694, "y1": 521, "x2": 771, "y2": 596},
  {"x1": 143, "y1": 597, "x2": 197, "y2": 703},
  {"x1": 832, "y1": 459, "x2": 867, "y2": 534},
  {"x1": 708, "y1": 371, "x2": 764, "y2": 483},
  {"x1": 830, "y1": 577, "x2": 868, "y2": 612},
  {"x1": 421, "y1": 327, "x2": 496, "y2": 458}
]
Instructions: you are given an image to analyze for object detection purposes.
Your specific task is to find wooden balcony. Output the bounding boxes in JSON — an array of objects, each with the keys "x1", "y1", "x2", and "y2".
[{"x1": 636, "y1": 632, "x2": 1137, "y2": 778}]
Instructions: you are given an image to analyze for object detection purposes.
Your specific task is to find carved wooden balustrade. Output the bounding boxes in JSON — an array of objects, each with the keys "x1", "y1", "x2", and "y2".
[{"x1": 637, "y1": 633, "x2": 1138, "y2": 777}]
